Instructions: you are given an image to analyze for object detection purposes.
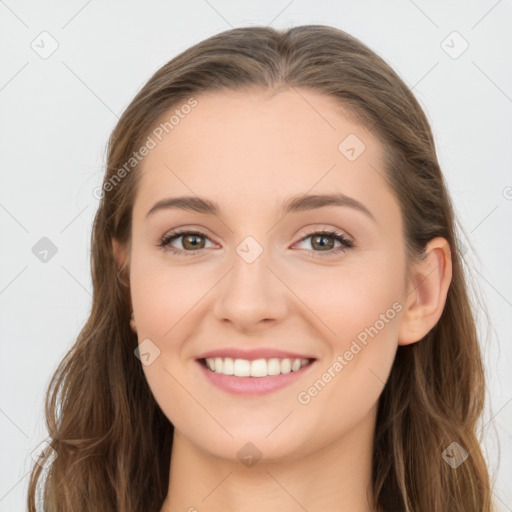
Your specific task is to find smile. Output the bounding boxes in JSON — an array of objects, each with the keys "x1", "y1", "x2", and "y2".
[
  {"x1": 197, "y1": 357, "x2": 316, "y2": 396},
  {"x1": 203, "y1": 357, "x2": 312, "y2": 377}
]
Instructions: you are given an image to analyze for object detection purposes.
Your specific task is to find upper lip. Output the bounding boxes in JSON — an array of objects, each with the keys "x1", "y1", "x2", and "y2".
[{"x1": 196, "y1": 348, "x2": 316, "y2": 361}]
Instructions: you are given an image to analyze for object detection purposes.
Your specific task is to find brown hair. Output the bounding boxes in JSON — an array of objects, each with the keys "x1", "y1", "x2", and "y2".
[{"x1": 27, "y1": 25, "x2": 495, "y2": 511}]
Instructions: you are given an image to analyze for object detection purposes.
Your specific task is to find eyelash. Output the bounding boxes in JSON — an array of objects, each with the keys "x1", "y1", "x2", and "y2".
[{"x1": 157, "y1": 228, "x2": 354, "y2": 258}]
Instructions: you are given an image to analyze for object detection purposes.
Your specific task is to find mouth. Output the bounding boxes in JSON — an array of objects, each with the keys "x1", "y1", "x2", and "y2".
[
  {"x1": 195, "y1": 356, "x2": 317, "y2": 396},
  {"x1": 198, "y1": 356, "x2": 315, "y2": 377}
]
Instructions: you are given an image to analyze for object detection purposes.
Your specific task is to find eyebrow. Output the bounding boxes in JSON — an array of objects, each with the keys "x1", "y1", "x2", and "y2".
[{"x1": 145, "y1": 192, "x2": 376, "y2": 222}]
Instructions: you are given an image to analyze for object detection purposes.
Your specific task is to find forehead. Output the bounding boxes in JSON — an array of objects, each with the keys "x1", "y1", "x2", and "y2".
[
  {"x1": 143, "y1": 87, "x2": 376, "y2": 165},
  {"x1": 133, "y1": 87, "x2": 399, "y2": 224}
]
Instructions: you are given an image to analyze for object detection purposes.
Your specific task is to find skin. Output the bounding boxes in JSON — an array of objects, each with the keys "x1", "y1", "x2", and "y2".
[{"x1": 113, "y1": 87, "x2": 452, "y2": 512}]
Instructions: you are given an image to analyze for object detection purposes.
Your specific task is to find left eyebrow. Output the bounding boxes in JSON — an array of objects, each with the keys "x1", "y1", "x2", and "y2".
[
  {"x1": 280, "y1": 192, "x2": 376, "y2": 223},
  {"x1": 145, "y1": 192, "x2": 376, "y2": 223}
]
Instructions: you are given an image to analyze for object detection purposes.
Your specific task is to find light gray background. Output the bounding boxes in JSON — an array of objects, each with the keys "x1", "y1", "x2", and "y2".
[{"x1": 1, "y1": 1, "x2": 511, "y2": 510}]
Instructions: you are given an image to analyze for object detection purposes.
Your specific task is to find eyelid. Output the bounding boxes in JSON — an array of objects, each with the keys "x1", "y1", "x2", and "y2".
[
  {"x1": 297, "y1": 226, "x2": 353, "y2": 244},
  {"x1": 159, "y1": 224, "x2": 217, "y2": 243}
]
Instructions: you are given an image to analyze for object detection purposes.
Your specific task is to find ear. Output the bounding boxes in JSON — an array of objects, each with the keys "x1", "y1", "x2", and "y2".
[
  {"x1": 398, "y1": 237, "x2": 453, "y2": 346},
  {"x1": 112, "y1": 237, "x2": 130, "y2": 288}
]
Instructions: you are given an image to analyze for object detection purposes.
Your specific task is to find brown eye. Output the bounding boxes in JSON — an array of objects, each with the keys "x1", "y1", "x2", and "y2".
[
  {"x1": 310, "y1": 233, "x2": 336, "y2": 251},
  {"x1": 181, "y1": 233, "x2": 206, "y2": 250},
  {"x1": 159, "y1": 230, "x2": 213, "y2": 256},
  {"x1": 294, "y1": 228, "x2": 354, "y2": 256}
]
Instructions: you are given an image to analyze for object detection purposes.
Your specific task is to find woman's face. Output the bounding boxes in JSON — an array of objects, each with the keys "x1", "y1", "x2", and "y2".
[{"x1": 123, "y1": 87, "x2": 411, "y2": 461}]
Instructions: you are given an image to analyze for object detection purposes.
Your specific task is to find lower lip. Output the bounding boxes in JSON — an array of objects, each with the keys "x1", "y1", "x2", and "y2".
[{"x1": 196, "y1": 359, "x2": 316, "y2": 396}]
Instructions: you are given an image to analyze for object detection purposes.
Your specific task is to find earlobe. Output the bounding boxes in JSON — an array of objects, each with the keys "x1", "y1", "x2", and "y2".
[{"x1": 398, "y1": 237, "x2": 453, "y2": 346}]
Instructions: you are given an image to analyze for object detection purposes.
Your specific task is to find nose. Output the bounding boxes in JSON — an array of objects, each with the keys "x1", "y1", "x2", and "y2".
[{"x1": 212, "y1": 246, "x2": 288, "y2": 333}]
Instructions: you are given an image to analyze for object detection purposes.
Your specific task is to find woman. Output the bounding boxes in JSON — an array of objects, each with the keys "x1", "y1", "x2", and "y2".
[{"x1": 27, "y1": 25, "x2": 494, "y2": 511}]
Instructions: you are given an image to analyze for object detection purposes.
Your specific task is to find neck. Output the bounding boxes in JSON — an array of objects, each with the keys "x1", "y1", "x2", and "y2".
[{"x1": 160, "y1": 405, "x2": 378, "y2": 512}]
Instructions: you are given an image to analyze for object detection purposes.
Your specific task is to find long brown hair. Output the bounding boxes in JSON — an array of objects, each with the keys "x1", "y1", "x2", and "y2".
[{"x1": 27, "y1": 25, "x2": 495, "y2": 511}]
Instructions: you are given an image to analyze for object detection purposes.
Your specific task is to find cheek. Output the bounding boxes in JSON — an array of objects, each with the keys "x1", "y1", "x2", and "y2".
[
  {"x1": 129, "y1": 249, "x2": 206, "y2": 337},
  {"x1": 289, "y1": 263, "x2": 403, "y2": 426},
  {"x1": 282, "y1": 258, "x2": 404, "y2": 345},
  {"x1": 128, "y1": 255, "x2": 215, "y2": 426},
  {"x1": 293, "y1": 307, "x2": 400, "y2": 448}
]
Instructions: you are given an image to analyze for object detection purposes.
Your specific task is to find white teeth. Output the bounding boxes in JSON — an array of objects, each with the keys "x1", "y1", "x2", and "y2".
[
  {"x1": 204, "y1": 357, "x2": 312, "y2": 377},
  {"x1": 233, "y1": 359, "x2": 250, "y2": 377},
  {"x1": 267, "y1": 358, "x2": 281, "y2": 375},
  {"x1": 280, "y1": 358, "x2": 292, "y2": 374},
  {"x1": 223, "y1": 357, "x2": 234, "y2": 375},
  {"x1": 250, "y1": 359, "x2": 267, "y2": 377}
]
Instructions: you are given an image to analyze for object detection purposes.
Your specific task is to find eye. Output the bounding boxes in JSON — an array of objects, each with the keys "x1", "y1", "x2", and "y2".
[
  {"x1": 293, "y1": 228, "x2": 354, "y2": 257},
  {"x1": 158, "y1": 230, "x2": 214, "y2": 256}
]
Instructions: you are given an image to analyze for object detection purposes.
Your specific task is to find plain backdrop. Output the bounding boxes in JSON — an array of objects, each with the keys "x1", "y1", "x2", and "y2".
[{"x1": 1, "y1": 1, "x2": 511, "y2": 510}]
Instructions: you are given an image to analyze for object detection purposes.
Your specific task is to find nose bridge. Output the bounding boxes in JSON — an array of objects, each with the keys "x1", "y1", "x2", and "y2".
[{"x1": 212, "y1": 233, "x2": 287, "y2": 328}]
